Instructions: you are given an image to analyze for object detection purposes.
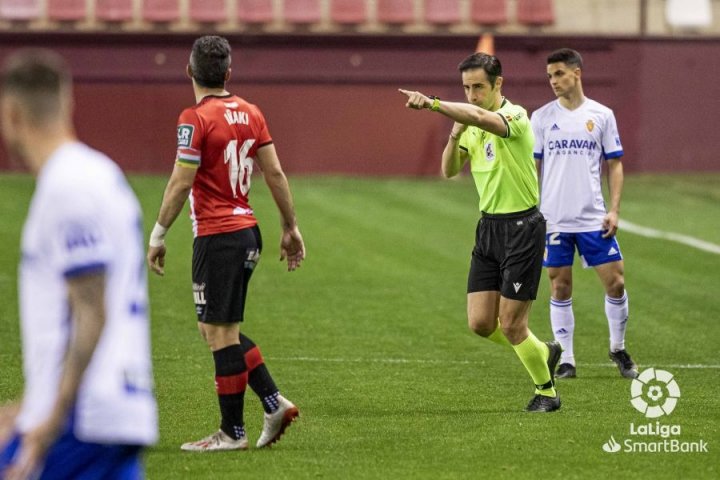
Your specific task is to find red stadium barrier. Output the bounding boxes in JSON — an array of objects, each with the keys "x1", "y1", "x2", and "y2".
[{"x1": 1, "y1": 33, "x2": 719, "y2": 174}]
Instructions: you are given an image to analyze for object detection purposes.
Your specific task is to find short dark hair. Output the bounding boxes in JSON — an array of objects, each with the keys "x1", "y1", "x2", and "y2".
[
  {"x1": 547, "y1": 48, "x2": 583, "y2": 69},
  {"x1": 1, "y1": 49, "x2": 71, "y2": 123},
  {"x1": 458, "y1": 53, "x2": 502, "y2": 87},
  {"x1": 190, "y1": 35, "x2": 231, "y2": 89}
]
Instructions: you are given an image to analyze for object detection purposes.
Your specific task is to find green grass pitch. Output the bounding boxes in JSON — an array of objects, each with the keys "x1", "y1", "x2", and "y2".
[{"x1": 0, "y1": 173, "x2": 718, "y2": 479}]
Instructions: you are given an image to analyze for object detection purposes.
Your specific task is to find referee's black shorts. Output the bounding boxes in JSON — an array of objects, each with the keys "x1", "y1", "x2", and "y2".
[
  {"x1": 467, "y1": 207, "x2": 546, "y2": 301},
  {"x1": 192, "y1": 226, "x2": 262, "y2": 324}
]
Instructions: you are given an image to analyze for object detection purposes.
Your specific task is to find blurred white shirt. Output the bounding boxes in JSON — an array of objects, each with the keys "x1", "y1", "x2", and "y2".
[{"x1": 17, "y1": 142, "x2": 157, "y2": 446}]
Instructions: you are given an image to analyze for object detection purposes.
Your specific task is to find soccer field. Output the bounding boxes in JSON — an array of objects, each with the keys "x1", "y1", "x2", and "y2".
[{"x1": 0, "y1": 173, "x2": 718, "y2": 479}]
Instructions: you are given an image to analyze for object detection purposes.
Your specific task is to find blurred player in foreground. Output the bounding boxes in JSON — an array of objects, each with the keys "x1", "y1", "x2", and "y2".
[
  {"x1": 147, "y1": 35, "x2": 305, "y2": 451},
  {"x1": 399, "y1": 52, "x2": 562, "y2": 412},
  {"x1": 0, "y1": 50, "x2": 157, "y2": 479},
  {"x1": 531, "y1": 48, "x2": 638, "y2": 379}
]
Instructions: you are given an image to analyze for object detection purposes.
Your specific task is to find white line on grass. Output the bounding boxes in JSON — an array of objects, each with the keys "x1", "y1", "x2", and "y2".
[
  {"x1": 267, "y1": 356, "x2": 720, "y2": 369},
  {"x1": 620, "y1": 219, "x2": 720, "y2": 255},
  {"x1": 269, "y1": 356, "x2": 474, "y2": 365}
]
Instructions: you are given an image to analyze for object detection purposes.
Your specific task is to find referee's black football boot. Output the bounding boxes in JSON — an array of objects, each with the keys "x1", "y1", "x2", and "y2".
[
  {"x1": 556, "y1": 363, "x2": 577, "y2": 379},
  {"x1": 525, "y1": 393, "x2": 561, "y2": 413},
  {"x1": 609, "y1": 349, "x2": 639, "y2": 379},
  {"x1": 545, "y1": 341, "x2": 563, "y2": 387}
]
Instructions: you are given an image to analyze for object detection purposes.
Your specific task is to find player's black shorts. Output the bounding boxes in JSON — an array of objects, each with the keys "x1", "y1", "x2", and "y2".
[
  {"x1": 192, "y1": 226, "x2": 262, "y2": 324},
  {"x1": 467, "y1": 207, "x2": 546, "y2": 301}
]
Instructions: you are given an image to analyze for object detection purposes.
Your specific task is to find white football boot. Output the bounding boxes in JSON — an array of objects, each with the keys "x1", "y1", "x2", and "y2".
[
  {"x1": 180, "y1": 430, "x2": 248, "y2": 452},
  {"x1": 256, "y1": 395, "x2": 299, "y2": 448}
]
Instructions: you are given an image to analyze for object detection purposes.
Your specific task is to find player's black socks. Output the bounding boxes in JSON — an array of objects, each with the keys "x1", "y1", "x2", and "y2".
[
  {"x1": 213, "y1": 344, "x2": 247, "y2": 440},
  {"x1": 239, "y1": 333, "x2": 279, "y2": 413}
]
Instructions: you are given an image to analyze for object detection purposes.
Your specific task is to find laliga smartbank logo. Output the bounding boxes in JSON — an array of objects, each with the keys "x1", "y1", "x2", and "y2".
[
  {"x1": 630, "y1": 367, "x2": 680, "y2": 418},
  {"x1": 602, "y1": 368, "x2": 708, "y2": 454}
]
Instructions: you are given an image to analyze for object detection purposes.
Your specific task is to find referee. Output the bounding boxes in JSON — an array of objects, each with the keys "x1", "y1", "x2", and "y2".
[{"x1": 400, "y1": 52, "x2": 562, "y2": 412}]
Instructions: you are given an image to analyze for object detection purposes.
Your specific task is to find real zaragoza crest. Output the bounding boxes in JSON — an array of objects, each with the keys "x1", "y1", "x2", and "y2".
[{"x1": 586, "y1": 119, "x2": 594, "y2": 132}]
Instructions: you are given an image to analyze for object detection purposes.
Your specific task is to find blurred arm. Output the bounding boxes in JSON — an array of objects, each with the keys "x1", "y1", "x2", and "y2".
[{"x1": 8, "y1": 272, "x2": 106, "y2": 480}]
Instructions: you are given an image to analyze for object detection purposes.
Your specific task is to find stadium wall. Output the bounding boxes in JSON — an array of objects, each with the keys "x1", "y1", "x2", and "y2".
[{"x1": 0, "y1": 33, "x2": 718, "y2": 175}]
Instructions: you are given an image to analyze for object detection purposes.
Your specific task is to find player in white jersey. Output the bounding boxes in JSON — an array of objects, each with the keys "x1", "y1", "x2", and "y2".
[
  {"x1": 0, "y1": 50, "x2": 157, "y2": 479},
  {"x1": 531, "y1": 48, "x2": 639, "y2": 380}
]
